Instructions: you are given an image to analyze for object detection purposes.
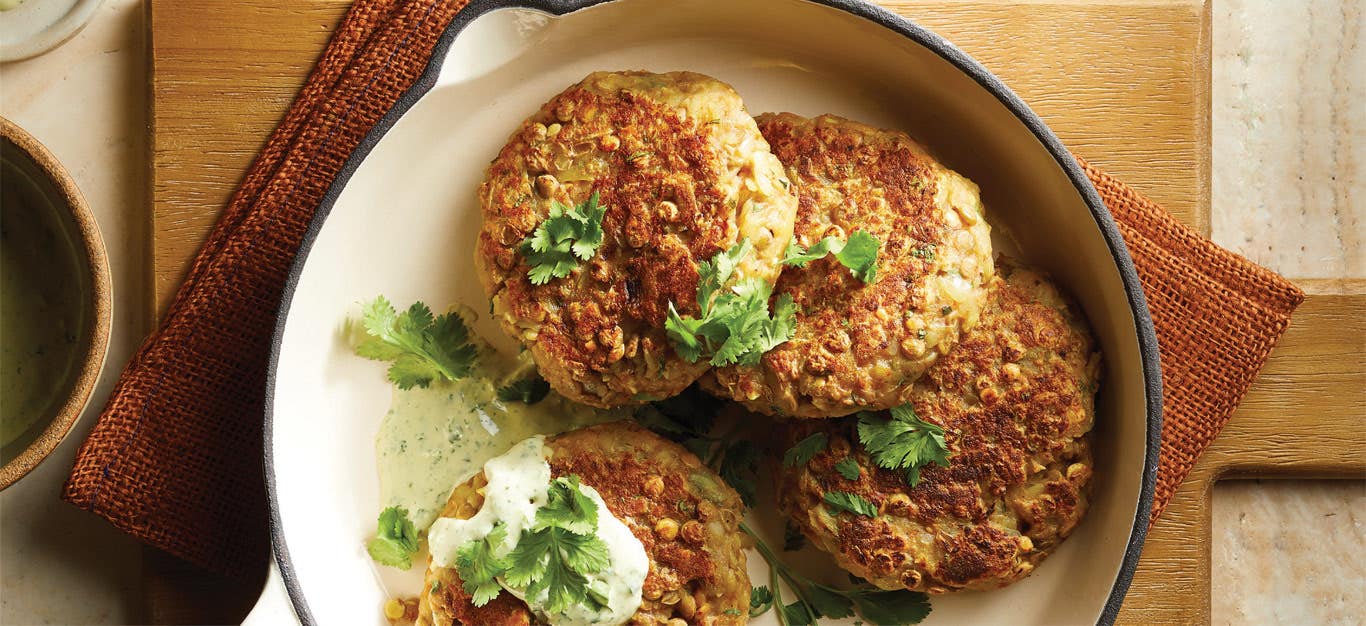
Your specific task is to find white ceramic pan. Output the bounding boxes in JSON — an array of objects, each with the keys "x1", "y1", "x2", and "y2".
[{"x1": 265, "y1": 0, "x2": 1162, "y2": 623}]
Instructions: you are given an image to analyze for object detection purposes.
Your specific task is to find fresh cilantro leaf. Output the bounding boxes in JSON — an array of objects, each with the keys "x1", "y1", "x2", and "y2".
[
  {"x1": 718, "y1": 440, "x2": 759, "y2": 507},
  {"x1": 783, "y1": 600, "x2": 817, "y2": 625},
  {"x1": 783, "y1": 520, "x2": 807, "y2": 552},
  {"x1": 806, "y1": 584, "x2": 856, "y2": 619},
  {"x1": 500, "y1": 475, "x2": 611, "y2": 615},
  {"x1": 665, "y1": 240, "x2": 797, "y2": 366},
  {"x1": 497, "y1": 375, "x2": 551, "y2": 404},
  {"x1": 848, "y1": 588, "x2": 933, "y2": 625},
  {"x1": 535, "y1": 476, "x2": 599, "y2": 535},
  {"x1": 456, "y1": 522, "x2": 510, "y2": 606},
  {"x1": 856, "y1": 403, "x2": 950, "y2": 487},
  {"x1": 454, "y1": 475, "x2": 612, "y2": 614},
  {"x1": 783, "y1": 432, "x2": 828, "y2": 468},
  {"x1": 519, "y1": 191, "x2": 608, "y2": 285},
  {"x1": 781, "y1": 230, "x2": 882, "y2": 283},
  {"x1": 356, "y1": 296, "x2": 477, "y2": 389},
  {"x1": 824, "y1": 491, "x2": 878, "y2": 518},
  {"x1": 835, "y1": 456, "x2": 862, "y2": 481},
  {"x1": 749, "y1": 585, "x2": 775, "y2": 617},
  {"x1": 366, "y1": 506, "x2": 420, "y2": 570},
  {"x1": 837, "y1": 231, "x2": 881, "y2": 283},
  {"x1": 510, "y1": 526, "x2": 610, "y2": 614},
  {"x1": 725, "y1": 608, "x2": 744, "y2": 617}
]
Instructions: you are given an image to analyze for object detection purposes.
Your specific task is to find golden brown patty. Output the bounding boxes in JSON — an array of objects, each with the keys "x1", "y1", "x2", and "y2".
[
  {"x1": 418, "y1": 421, "x2": 750, "y2": 625},
  {"x1": 477, "y1": 71, "x2": 798, "y2": 409},
  {"x1": 775, "y1": 262, "x2": 1100, "y2": 593},
  {"x1": 704, "y1": 113, "x2": 994, "y2": 418}
]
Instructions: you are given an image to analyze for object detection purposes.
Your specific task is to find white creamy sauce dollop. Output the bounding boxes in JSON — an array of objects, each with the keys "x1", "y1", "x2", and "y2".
[{"x1": 427, "y1": 436, "x2": 649, "y2": 626}]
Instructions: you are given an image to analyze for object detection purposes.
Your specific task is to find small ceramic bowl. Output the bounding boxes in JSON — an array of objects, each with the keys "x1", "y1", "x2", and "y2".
[
  {"x1": 0, "y1": 0, "x2": 106, "y2": 63},
  {"x1": 0, "y1": 116, "x2": 111, "y2": 490}
]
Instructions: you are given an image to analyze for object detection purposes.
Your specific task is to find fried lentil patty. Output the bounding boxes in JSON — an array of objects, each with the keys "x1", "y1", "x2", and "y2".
[
  {"x1": 775, "y1": 261, "x2": 1100, "y2": 593},
  {"x1": 477, "y1": 71, "x2": 798, "y2": 409},
  {"x1": 704, "y1": 113, "x2": 994, "y2": 418},
  {"x1": 418, "y1": 421, "x2": 750, "y2": 625}
]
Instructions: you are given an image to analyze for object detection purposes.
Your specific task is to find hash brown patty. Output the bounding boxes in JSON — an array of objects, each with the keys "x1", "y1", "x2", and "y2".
[
  {"x1": 477, "y1": 71, "x2": 798, "y2": 409},
  {"x1": 418, "y1": 421, "x2": 750, "y2": 625},
  {"x1": 705, "y1": 113, "x2": 994, "y2": 418},
  {"x1": 775, "y1": 261, "x2": 1100, "y2": 592}
]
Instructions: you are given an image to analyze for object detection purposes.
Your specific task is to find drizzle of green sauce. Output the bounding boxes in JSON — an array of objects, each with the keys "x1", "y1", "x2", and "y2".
[{"x1": 375, "y1": 345, "x2": 627, "y2": 532}]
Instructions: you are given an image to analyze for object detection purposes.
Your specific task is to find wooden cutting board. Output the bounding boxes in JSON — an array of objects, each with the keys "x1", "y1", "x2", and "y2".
[{"x1": 147, "y1": 1, "x2": 1365, "y2": 623}]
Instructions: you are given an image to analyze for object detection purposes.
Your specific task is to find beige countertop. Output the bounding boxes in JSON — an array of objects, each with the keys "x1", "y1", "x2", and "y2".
[{"x1": 1, "y1": 0, "x2": 1361, "y2": 623}]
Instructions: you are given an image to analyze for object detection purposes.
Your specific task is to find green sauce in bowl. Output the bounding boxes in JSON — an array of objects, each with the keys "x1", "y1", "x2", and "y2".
[{"x1": 0, "y1": 156, "x2": 88, "y2": 453}]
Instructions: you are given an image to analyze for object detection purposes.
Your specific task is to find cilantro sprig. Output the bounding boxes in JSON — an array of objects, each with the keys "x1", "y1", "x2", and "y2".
[
  {"x1": 782, "y1": 230, "x2": 882, "y2": 284},
  {"x1": 782, "y1": 433, "x2": 828, "y2": 468},
  {"x1": 356, "y1": 297, "x2": 477, "y2": 390},
  {"x1": 742, "y1": 522, "x2": 932, "y2": 625},
  {"x1": 750, "y1": 585, "x2": 775, "y2": 617},
  {"x1": 823, "y1": 491, "x2": 878, "y2": 518},
  {"x1": 665, "y1": 240, "x2": 797, "y2": 367},
  {"x1": 856, "y1": 403, "x2": 951, "y2": 487},
  {"x1": 834, "y1": 456, "x2": 862, "y2": 481},
  {"x1": 455, "y1": 522, "x2": 510, "y2": 605},
  {"x1": 456, "y1": 476, "x2": 612, "y2": 615},
  {"x1": 367, "y1": 506, "x2": 420, "y2": 570},
  {"x1": 520, "y1": 191, "x2": 608, "y2": 285}
]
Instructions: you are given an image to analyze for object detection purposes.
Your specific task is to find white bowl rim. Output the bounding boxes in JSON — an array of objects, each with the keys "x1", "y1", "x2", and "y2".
[
  {"x1": 263, "y1": 1, "x2": 1164, "y2": 624},
  {"x1": 0, "y1": 0, "x2": 107, "y2": 63}
]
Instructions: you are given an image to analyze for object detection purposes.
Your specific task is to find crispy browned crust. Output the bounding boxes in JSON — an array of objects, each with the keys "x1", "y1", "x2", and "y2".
[
  {"x1": 477, "y1": 71, "x2": 796, "y2": 409},
  {"x1": 705, "y1": 113, "x2": 994, "y2": 418},
  {"x1": 775, "y1": 261, "x2": 1100, "y2": 593},
  {"x1": 420, "y1": 422, "x2": 750, "y2": 625}
]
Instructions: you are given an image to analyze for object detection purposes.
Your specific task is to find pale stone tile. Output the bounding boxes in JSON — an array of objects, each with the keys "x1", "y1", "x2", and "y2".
[
  {"x1": 1212, "y1": 480, "x2": 1366, "y2": 625},
  {"x1": 1212, "y1": 0, "x2": 1364, "y2": 279}
]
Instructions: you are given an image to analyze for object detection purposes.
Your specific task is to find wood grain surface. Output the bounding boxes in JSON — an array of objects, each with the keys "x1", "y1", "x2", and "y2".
[{"x1": 146, "y1": 0, "x2": 1365, "y2": 623}]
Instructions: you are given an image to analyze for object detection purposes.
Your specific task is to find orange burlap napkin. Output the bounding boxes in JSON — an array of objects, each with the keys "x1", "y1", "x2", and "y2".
[{"x1": 62, "y1": 0, "x2": 1302, "y2": 578}]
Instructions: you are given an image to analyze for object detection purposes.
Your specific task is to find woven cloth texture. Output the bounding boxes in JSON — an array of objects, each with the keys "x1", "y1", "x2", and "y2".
[
  {"x1": 1076, "y1": 159, "x2": 1304, "y2": 523},
  {"x1": 63, "y1": 0, "x2": 1302, "y2": 578}
]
